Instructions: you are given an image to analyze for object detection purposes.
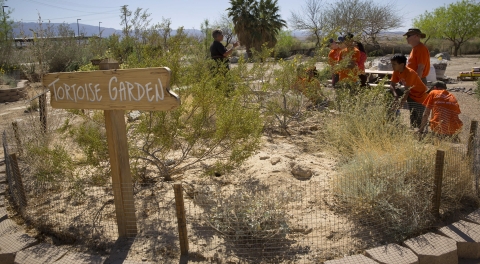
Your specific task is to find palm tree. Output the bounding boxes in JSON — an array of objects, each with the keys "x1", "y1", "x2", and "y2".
[{"x1": 228, "y1": 0, "x2": 286, "y2": 58}]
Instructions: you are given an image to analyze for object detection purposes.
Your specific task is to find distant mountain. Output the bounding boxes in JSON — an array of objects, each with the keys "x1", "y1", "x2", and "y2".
[{"x1": 12, "y1": 22, "x2": 203, "y2": 38}]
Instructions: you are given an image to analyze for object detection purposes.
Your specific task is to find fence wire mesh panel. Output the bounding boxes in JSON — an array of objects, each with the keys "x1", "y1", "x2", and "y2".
[
  {"x1": 2, "y1": 130, "x2": 26, "y2": 214},
  {"x1": 185, "y1": 166, "x2": 433, "y2": 263},
  {"x1": 1, "y1": 109, "x2": 480, "y2": 263},
  {"x1": 128, "y1": 182, "x2": 180, "y2": 262}
]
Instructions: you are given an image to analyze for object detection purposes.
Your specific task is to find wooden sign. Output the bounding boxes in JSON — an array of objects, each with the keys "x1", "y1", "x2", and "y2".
[{"x1": 43, "y1": 67, "x2": 180, "y2": 111}]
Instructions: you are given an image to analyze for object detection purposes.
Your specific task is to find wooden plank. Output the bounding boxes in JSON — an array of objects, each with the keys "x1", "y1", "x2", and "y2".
[
  {"x1": 174, "y1": 184, "x2": 189, "y2": 255},
  {"x1": 104, "y1": 110, "x2": 137, "y2": 237},
  {"x1": 365, "y1": 69, "x2": 393, "y2": 75},
  {"x1": 43, "y1": 67, "x2": 180, "y2": 111}
]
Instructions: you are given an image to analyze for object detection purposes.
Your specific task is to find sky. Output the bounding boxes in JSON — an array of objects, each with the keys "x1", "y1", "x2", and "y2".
[{"x1": 6, "y1": 0, "x2": 459, "y2": 32}]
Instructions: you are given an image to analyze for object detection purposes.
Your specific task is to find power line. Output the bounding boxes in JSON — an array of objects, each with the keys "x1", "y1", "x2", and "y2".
[
  {"x1": 16, "y1": 13, "x2": 119, "y2": 23},
  {"x1": 21, "y1": 0, "x2": 119, "y2": 14},
  {"x1": 39, "y1": 0, "x2": 118, "y2": 9}
]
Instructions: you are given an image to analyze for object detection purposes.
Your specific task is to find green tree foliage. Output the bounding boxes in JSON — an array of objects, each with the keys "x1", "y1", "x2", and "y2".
[
  {"x1": 0, "y1": 2, "x2": 14, "y2": 68},
  {"x1": 227, "y1": 0, "x2": 286, "y2": 57},
  {"x1": 412, "y1": 11, "x2": 438, "y2": 45},
  {"x1": 274, "y1": 30, "x2": 297, "y2": 58},
  {"x1": 413, "y1": 0, "x2": 480, "y2": 56}
]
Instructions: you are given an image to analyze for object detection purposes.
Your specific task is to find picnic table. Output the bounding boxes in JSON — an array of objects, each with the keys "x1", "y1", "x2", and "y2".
[{"x1": 365, "y1": 69, "x2": 393, "y2": 84}]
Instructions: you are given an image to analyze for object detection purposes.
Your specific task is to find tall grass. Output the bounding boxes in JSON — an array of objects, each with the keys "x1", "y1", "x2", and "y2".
[{"x1": 321, "y1": 86, "x2": 477, "y2": 241}]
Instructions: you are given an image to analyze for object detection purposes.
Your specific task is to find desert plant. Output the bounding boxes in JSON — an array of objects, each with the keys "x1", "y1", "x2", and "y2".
[
  {"x1": 0, "y1": 72, "x2": 16, "y2": 87},
  {"x1": 322, "y1": 85, "x2": 478, "y2": 241},
  {"x1": 195, "y1": 184, "x2": 291, "y2": 242},
  {"x1": 24, "y1": 143, "x2": 74, "y2": 182}
]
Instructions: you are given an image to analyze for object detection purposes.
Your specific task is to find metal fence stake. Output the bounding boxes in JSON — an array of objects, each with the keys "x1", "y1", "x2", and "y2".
[
  {"x1": 432, "y1": 150, "x2": 445, "y2": 217},
  {"x1": 174, "y1": 184, "x2": 189, "y2": 256},
  {"x1": 467, "y1": 120, "x2": 478, "y2": 157},
  {"x1": 39, "y1": 93, "x2": 47, "y2": 134},
  {"x1": 9, "y1": 153, "x2": 27, "y2": 210}
]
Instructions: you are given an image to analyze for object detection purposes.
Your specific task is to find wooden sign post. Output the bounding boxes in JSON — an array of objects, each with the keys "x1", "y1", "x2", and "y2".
[{"x1": 43, "y1": 67, "x2": 180, "y2": 237}]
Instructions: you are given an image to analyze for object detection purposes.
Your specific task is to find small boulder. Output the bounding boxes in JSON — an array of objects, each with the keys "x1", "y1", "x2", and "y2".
[{"x1": 291, "y1": 164, "x2": 313, "y2": 179}]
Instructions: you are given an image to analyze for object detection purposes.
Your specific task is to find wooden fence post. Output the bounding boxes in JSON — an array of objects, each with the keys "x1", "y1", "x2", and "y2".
[
  {"x1": 99, "y1": 61, "x2": 137, "y2": 238},
  {"x1": 174, "y1": 184, "x2": 189, "y2": 256},
  {"x1": 432, "y1": 150, "x2": 445, "y2": 217},
  {"x1": 104, "y1": 110, "x2": 137, "y2": 238},
  {"x1": 11, "y1": 121, "x2": 22, "y2": 156},
  {"x1": 467, "y1": 120, "x2": 478, "y2": 157},
  {"x1": 9, "y1": 153, "x2": 27, "y2": 210},
  {"x1": 39, "y1": 93, "x2": 47, "y2": 134}
]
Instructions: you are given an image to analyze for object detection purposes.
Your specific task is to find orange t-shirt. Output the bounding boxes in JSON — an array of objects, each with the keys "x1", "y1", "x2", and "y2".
[
  {"x1": 338, "y1": 47, "x2": 360, "y2": 81},
  {"x1": 422, "y1": 90, "x2": 463, "y2": 135},
  {"x1": 391, "y1": 66, "x2": 427, "y2": 103},
  {"x1": 328, "y1": 48, "x2": 341, "y2": 67},
  {"x1": 407, "y1": 43, "x2": 430, "y2": 78}
]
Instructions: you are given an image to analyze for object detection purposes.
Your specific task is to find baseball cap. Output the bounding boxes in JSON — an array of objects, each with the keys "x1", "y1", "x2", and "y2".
[
  {"x1": 403, "y1": 28, "x2": 426, "y2": 38},
  {"x1": 427, "y1": 81, "x2": 447, "y2": 93}
]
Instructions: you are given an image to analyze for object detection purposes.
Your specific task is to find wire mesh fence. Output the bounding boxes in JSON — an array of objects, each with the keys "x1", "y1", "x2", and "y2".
[{"x1": 1, "y1": 113, "x2": 480, "y2": 263}]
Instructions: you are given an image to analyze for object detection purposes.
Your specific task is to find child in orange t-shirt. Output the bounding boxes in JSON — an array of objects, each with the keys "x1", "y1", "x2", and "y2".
[
  {"x1": 337, "y1": 35, "x2": 360, "y2": 84},
  {"x1": 418, "y1": 81, "x2": 462, "y2": 137},
  {"x1": 328, "y1": 38, "x2": 341, "y2": 87},
  {"x1": 389, "y1": 54, "x2": 427, "y2": 128},
  {"x1": 292, "y1": 66, "x2": 323, "y2": 104}
]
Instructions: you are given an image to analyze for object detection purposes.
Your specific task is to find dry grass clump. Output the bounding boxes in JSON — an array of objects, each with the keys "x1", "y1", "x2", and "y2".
[
  {"x1": 321, "y1": 86, "x2": 478, "y2": 241},
  {"x1": 195, "y1": 184, "x2": 291, "y2": 243}
]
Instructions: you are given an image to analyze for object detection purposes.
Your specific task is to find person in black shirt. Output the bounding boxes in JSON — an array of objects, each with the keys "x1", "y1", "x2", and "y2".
[{"x1": 210, "y1": 29, "x2": 239, "y2": 71}]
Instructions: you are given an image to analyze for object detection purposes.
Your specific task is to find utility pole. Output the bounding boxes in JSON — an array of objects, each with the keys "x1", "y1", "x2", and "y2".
[
  {"x1": 99, "y1": 21, "x2": 102, "y2": 37},
  {"x1": 2, "y1": 6, "x2": 8, "y2": 41},
  {"x1": 77, "y1": 18, "x2": 81, "y2": 44}
]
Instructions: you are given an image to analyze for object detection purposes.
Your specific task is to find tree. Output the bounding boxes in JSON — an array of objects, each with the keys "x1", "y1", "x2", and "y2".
[
  {"x1": 324, "y1": 0, "x2": 365, "y2": 35},
  {"x1": 413, "y1": 0, "x2": 480, "y2": 56},
  {"x1": 200, "y1": 19, "x2": 212, "y2": 56},
  {"x1": 412, "y1": 11, "x2": 439, "y2": 45},
  {"x1": 0, "y1": 1, "x2": 13, "y2": 67},
  {"x1": 227, "y1": 0, "x2": 286, "y2": 57},
  {"x1": 213, "y1": 13, "x2": 235, "y2": 46},
  {"x1": 324, "y1": 0, "x2": 402, "y2": 47},
  {"x1": 361, "y1": 1, "x2": 402, "y2": 48},
  {"x1": 120, "y1": 5, "x2": 132, "y2": 37},
  {"x1": 289, "y1": 0, "x2": 328, "y2": 48}
]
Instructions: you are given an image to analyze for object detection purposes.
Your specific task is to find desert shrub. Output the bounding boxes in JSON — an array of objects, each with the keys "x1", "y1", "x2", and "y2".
[
  {"x1": 24, "y1": 144, "x2": 74, "y2": 182},
  {"x1": 264, "y1": 61, "x2": 305, "y2": 132},
  {"x1": 195, "y1": 184, "x2": 291, "y2": 242},
  {"x1": 0, "y1": 72, "x2": 16, "y2": 87},
  {"x1": 130, "y1": 60, "x2": 263, "y2": 181},
  {"x1": 322, "y1": 85, "x2": 406, "y2": 158},
  {"x1": 60, "y1": 110, "x2": 111, "y2": 186},
  {"x1": 274, "y1": 30, "x2": 297, "y2": 59},
  {"x1": 67, "y1": 113, "x2": 108, "y2": 167},
  {"x1": 322, "y1": 86, "x2": 478, "y2": 241}
]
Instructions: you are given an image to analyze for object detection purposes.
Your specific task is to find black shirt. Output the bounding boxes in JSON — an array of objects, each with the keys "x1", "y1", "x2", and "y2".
[{"x1": 210, "y1": 40, "x2": 228, "y2": 62}]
